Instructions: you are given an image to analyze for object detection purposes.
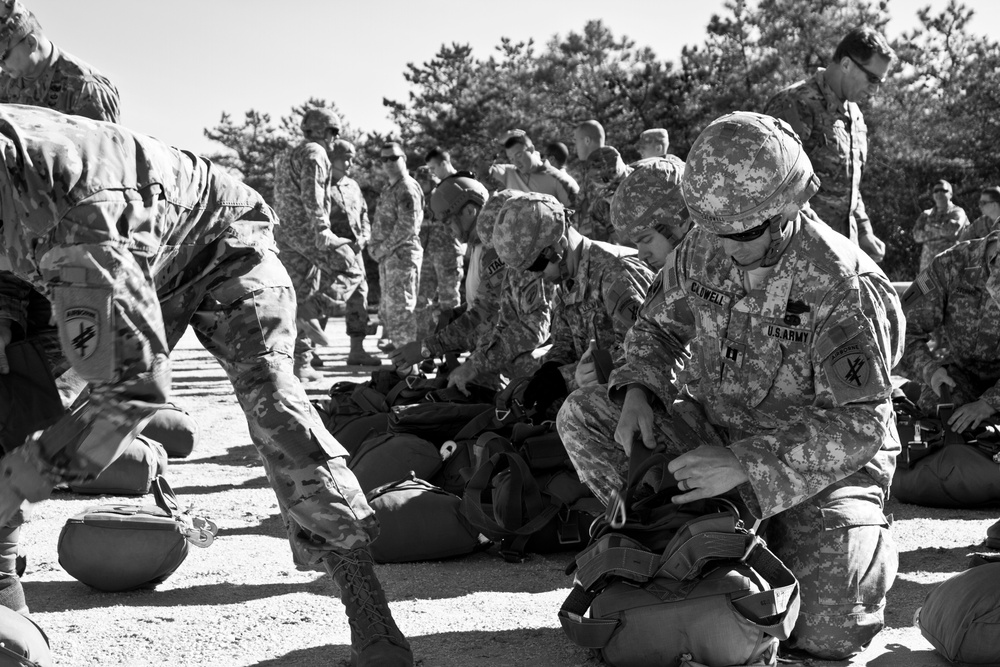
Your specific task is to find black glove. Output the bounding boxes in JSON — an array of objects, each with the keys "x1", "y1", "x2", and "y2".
[
  {"x1": 388, "y1": 341, "x2": 425, "y2": 369},
  {"x1": 521, "y1": 362, "x2": 568, "y2": 414}
]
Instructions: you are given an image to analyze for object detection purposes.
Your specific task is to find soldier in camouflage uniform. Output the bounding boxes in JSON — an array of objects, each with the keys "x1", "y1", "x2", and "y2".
[
  {"x1": 586, "y1": 146, "x2": 633, "y2": 244},
  {"x1": 912, "y1": 180, "x2": 968, "y2": 271},
  {"x1": 492, "y1": 193, "x2": 653, "y2": 415},
  {"x1": 272, "y1": 108, "x2": 365, "y2": 381},
  {"x1": 637, "y1": 128, "x2": 670, "y2": 159},
  {"x1": 369, "y1": 142, "x2": 423, "y2": 351},
  {"x1": 557, "y1": 112, "x2": 902, "y2": 660},
  {"x1": 900, "y1": 232, "x2": 1000, "y2": 427},
  {"x1": 0, "y1": 107, "x2": 412, "y2": 665},
  {"x1": 764, "y1": 25, "x2": 894, "y2": 263},
  {"x1": 957, "y1": 186, "x2": 1000, "y2": 243},
  {"x1": 324, "y1": 140, "x2": 379, "y2": 366},
  {"x1": 413, "y1": 166, "x2": 464, "y2": 341},
  {"x1": 489, "y1": 130, "x2": 579, "y2": 207},
  {"x1": 571, "y1": 120, "x2": 606, "y2": 237},
  {"x1": 446, "y1": 191, "x2": 555, "y2": 395},
  {"x1": 0, "y1": 0, "x2": 121, "y2": 615}
]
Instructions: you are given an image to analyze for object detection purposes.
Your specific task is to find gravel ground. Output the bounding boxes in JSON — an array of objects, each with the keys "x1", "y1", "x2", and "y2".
[{"x1": 16, "y1": 322, "x2": 998, "y2": 667}]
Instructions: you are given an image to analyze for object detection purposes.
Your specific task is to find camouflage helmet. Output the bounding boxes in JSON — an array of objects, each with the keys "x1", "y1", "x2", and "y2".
[
  {"x1": 430, "y1": 176, "x2": 488, "y2": 219},
  {"x1": 300, "y1": 108, "x2": 341, "y2": 137},
  {"x1": 493, "y1": 192, "x2": 568, "y2": 271},
  {"x1": 611, "y1": 156, "x2": 690, "y2": 241},
  {"x1": 477, "y1": 189, "x2": 527, "y2": 248},
  {"x1": 681, "y1": 111, "x2": 819, "y2": 235}
]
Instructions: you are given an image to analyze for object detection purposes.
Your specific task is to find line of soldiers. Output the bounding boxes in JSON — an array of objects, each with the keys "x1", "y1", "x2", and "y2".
[{"x1": 1, "y1": 4, "x2": 997, "y2": 664}]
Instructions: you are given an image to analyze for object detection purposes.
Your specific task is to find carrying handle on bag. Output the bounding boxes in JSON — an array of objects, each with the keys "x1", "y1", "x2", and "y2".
[
  {"x1": 151, "y1": 475, "x2": 219, "y2": 548},
  {"x1": 152, "y1": 475, "x2": 180, "y2": 516},
  {"x1": 605, "y1": 444, "x2": 679, "y2": 529}
]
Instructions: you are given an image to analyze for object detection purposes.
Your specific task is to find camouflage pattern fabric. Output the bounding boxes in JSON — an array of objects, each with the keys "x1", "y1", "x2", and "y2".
[
  {"x1": 327, "y1": 175, "x2": 372, "y2": 337},
  {"x1": 764, "y1": 69, "x2": 875, "y2": 244},
  {"x1": 900, "y1": 234, "x2": 1000, "y2": 413},
  {"x1": 466, "y1": 269, "x2": 554, "y2": 381},
  {"x1": 542, "y1": 239, "x2": 653, "y2": 391},
  {"x1": 587, "y1": 170, "x2": 632, "y2": 244},
  {"x1": 415, "y1": 218, "x2": 463, "y2": 339},
  {"x1": 371, "y1": 175, "x2": 423, "y2": 345},
  {"x1": 0, "y1": 45, "x2": 120, "y2": 123},
  {"x1": 912, "y1": 204, "x2": 969, "y2": 271},
  {"x1": 957, "y1": 214, "x2": 1000, "y2": 243},
  {"x1": 0, "y1": 106, "x2": 376, "y2": 564},
  {"x1": 557, "y1": 215, "x2": 903, "y2": 658},
  {"x1": 488, "y1": 161, "x2": 579, "y2": 207}
]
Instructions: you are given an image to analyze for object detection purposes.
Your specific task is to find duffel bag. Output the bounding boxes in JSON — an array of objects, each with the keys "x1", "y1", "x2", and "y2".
[
  {"x1": 348, "y1": 433, "x2": 443, "y2": 493},
  {"x1": 917, "y1": 562, "x2": 1000, "y2": 665},
  {"x1": 387, "y1": 402, "x2": 495, "y2": 442},
  {"x1": 558, "y1": 446, "x2": 799, "y2": 667},
  {"x1": 0, "y1": 606, "x2": 51, "y2": 667},
  {"x1": 367, "y1": 472, "x2": 489, "y2": 563},
  {"x1": 140, "y1": 403, "x2": 200, "y2": 458},
  {"x1": 891, "y1": 443, "x2": 1000, "y2": 507},
  {"x1": 57, "y1": 477, "x2": 217, "y2": 592},
  {"x1": 67, "y1": 435, "x2": 168, "y2": 495}
]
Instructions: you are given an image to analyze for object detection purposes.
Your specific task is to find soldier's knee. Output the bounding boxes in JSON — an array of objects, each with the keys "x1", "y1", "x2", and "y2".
[{"x1": 788, "y1": 604, "x2": 886, "y2": 660}]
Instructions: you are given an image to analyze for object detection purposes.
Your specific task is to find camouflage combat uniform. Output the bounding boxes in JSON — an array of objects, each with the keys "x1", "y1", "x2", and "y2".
[
  {"x1": 557, "y1": 218, "x2": 903, "y2": 658},
  {"x1": 0, "y1": 107, "x2": 375, "y2": 567},
  {"x1": 326, "y1": 174, "x2": 372, "y2": 337},
  {"x1": 415, "y1": 195, "x2": 463, "y2": 339},
  {"x1": 765, "y1": 69, "x2": 876, "y2": 245},
  {"x1": 542, "y1": 240, "x2": 652, "y2": 392},
  {"x1": 913, "y1": 204, "x2": 968, "y2": 271},
  {"x1": 369, "y1": 173, "x2": 423, "y2": 346},
  {"x1": 957, "y1": 214, "x2": 1000, "y2": 243},
  {"x1": 488, "y1": 161, "x2": 579, "y2": 207},
  {"x1": 900, "y1": 233, "x2": 1000, "y2": 413},
  {"x1": 273, "y1": 141, "x2": 363, "y2": 358}
]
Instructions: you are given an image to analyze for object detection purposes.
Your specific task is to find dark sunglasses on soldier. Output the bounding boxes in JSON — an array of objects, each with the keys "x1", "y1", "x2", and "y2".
[
  {"x1": 526, "y1": 246, "x2": 560, "y2": 272},
  {"x1": 380, "y1": 155, "x2": 400, "y2": 163},
  {"x1": 715, "y1": 213, "x2": 782, "y2": 242},
  {"x1": 848, "y1": 55, "x2": 887, "y2": 86}
]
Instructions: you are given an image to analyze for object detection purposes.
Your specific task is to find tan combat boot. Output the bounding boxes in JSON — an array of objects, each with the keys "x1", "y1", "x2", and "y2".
[
  {"x1": 293, "y1": 352, "x2": 322, "y2": 383},
  {"x1": 325, "y1": 549, "x2": 413, "y2": 666}
]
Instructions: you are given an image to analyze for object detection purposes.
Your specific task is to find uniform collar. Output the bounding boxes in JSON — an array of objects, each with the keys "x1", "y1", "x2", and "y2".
[{"x1": 814, "y1": 68, "x2": 849, "y2": 115}]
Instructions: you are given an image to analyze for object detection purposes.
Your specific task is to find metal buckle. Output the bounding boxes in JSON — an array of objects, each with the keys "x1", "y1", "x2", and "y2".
[{"x1": 605, "y1": 488, "x2": 627, "y2": 529}]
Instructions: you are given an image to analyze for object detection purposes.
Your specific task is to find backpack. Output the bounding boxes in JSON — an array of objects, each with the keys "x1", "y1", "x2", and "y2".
[
  {"x1": 461, "y1": 422, "x2": 603, "y2": 562},
  {"x1": 917, "y1": 562, "x2": 1000, "y2": 665},
  {"x1": 366, "y1": 473, "x2": 489, "y2": 563},
  {"x1": 558, "y1": 448, "x2": 800, "y2": 667}
]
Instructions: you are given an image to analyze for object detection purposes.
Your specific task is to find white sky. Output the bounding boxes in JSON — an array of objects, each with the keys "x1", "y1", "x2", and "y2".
[{"x1": 26, "y1": 0, "x2": 1000, "y2": 155}]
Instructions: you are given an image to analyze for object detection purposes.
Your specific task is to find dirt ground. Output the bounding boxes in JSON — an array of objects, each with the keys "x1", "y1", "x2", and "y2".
[{"x1": 17, "y1": 322, "x2": 999, "y2": 667}]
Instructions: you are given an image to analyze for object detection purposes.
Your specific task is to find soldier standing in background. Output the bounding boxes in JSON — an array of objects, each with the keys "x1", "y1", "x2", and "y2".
[
  {"x1": 413, "y1": 165, "x2": 464, "y2": 343},
  {"x1": 557, "y1": 112, "x2": 901, "y2": 660},
  {"x1": 957, "y1": 186, "x2": 1000, "y2": 242},
  {"x1": 369, "y1": 142, "x2": 424, "y2": 352},
  {"x1": 273, "y1": 108, "x2": 365, "y2": 381},
  {"x1": 0, "y1": 106, "x2": 413, "y2": 665},
  {"x1": 636, "y1": 128, "x2": 670, "y2": 159},
  {"x1": 912, "y1": 179, "x2": 968, "y2": 271},
  {"x1": 488, "y1": 130, "x2": 579, "y2": 207},
  {"x1": 586, "y1": 146, "x2": 633, "y2": 243},
  {"x1": 765, "y1": 25, "x2": 894, "y2": 262}
]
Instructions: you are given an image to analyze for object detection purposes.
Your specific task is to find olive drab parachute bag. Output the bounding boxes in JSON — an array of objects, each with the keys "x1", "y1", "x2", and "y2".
[
  {"x1": 57, "y1": 477, "x2": 218, "y2": 592},
  {"x1": 558, "y1": 447, "x2": 801, "y2": 667},
  {"x1": 917, "y1": 562, "x2": 1000, "y2": 665},
  {"x1": 0, "y1": 606, "x2": 52, "y2": 667},
  {"x1": 67, "y1": 434, "x2": 168, "y2": 495}
]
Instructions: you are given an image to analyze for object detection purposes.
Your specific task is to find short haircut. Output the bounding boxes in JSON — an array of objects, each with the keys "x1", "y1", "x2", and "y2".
[
  {"x1": 833, "y1": 25, "x2": 895, "y2": 64},
  {"x1": 640, "y1": 128, "x2": 669, "y2": 145},
  {"x1": 575, "y1": 120, "x2": 605, "y2": 144},
  {"x1": 504, "y1": 134, "x2": 533, "y2": 151},
  {"x1": 545, "y1": 141, "x2": 569, "y2": 168},
  {"x1": 982, "y1": 186, "x2": 1000, "y2": 204},
  {"x1": 424, "y1": 147, "x2": 451, "y2": 165}
]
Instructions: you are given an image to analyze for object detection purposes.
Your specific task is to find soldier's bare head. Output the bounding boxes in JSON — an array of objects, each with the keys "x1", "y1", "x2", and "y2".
[
  {"x1": 0, "y1": 1, "x2": 46, "y2": 78},
  {"x1": 424, "y1": 147, "x2": 456, "y2": 181},
  {"x1": 830, "y1": 25, "x2": 895, "y2": 104},
  {"x1": 504, "y1": 133, "x2": 540, "y2": 172},
  {"x1": 573, "y1": 120, "x2": 605, "y2": 161},
  {"x1": 638, "y1": 129, "x2": 669, "y2": 159}
]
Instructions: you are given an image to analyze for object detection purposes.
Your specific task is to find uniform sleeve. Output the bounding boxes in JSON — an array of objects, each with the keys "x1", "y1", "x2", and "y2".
[
  {"x1": 0, "y1": 270, "x2": 33, "y2": 334},
  {"x1": 602, "y1": 258, "x2": 653, "y2": 366},
  {"x1": 72, "y1": 76, "x2": 121, "y2": 124},
  {"x1": 356, "y1": 196, "x2": 372, "y2": 249},
  {"x1": 854, "y1": 195, "x2": 875, "y2": 241},
  {"x1": 729, "y1": 274, "x2": 902, "y2": 518},
  {"x1": 489, "y1": 164, "x2": 514, "y2": 188},
  {"x1": 764, "y1": 92, "x2": 814, "y2": 145},
  {"x1": 470, "y1": 273, "x2": 551, "y2": 377},
  {"x1": 383, "y1": 181, "x2": 423, "y2": 255},
  {"x1": 426, "y1": 249, "x2": 504, "y2": 355},
  {"x1": 899, "y1": 262, "x2": 950, "y2": 385},
  {"x1": 912, "y1": 211, "x2": 931, "y2": 243}
]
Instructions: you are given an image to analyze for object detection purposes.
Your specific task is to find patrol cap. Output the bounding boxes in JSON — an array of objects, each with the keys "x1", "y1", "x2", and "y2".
[
  {"x1": 611, "y1": 156, "x2": 689, "y2": 241},
  {"x1": 477, "y1": 189, "x2": 527, "y2": 248},
  {"x1": 639, "y1": 128, "x2": 669, "y2": 145},
  {"x1": 492, "y1": 192, "x2": 568, "y2": 271},
  {"x1": 381, "y1": 141, "x2": 406, "y2": 158},
  {"x1": 931, "y1": 179, "x2": 952, "y2": 194},
  {"x1": 331, "y1": 139, "x2": 356, "y2": 160},
  {"x1": 681, "y1": 111, "x2": 819, "y2": 235},
  {"x1": 588, "y1": 146, "x2": 627, "y2": 184},
  {"x1": 300, "y1": 108, "x2": 341, "y2": 136},
  {"x1": 0, "y1": 1, "x2": 36, "y2": 56},
  {"x1": 430, "y1": 176, "x2": 488, "y2": 218}
]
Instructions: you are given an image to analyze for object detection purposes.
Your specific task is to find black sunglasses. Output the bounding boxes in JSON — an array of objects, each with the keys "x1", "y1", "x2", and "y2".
[
  {"x1": 715, "y1": 214, "x2": 781, "y2": 242},
  {"x1": 848, "y1": 55, "x2": 887, "y2": 86},
  {"x1": 526, "y1": 246, "x2": 559, "y2": 272},
  {"x1": 380, "y1": 155, "x2": 400, "y2": 163}
]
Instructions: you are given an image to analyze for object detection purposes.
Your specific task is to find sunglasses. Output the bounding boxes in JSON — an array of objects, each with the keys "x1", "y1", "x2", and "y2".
[
  {"x1": 715, "y1": 214, "x2": 781, "y2": 242},
  {"x1": 848, "y1": 55, "x2": 887, "y2": 86},
  {"x1": 380, "y1": 155, "x2": 400, "y2": 163},
  {"x1": 932, "y1": 188, "x2": 948, "y2": 194},
  {"x1": 526, "y1": 246, "x2": 560, "y2": 272}
]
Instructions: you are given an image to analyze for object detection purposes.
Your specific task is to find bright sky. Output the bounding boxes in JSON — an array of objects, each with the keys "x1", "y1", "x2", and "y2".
[{"x1": 27, "y1": 0, "x2": 1000, "y2": 156}]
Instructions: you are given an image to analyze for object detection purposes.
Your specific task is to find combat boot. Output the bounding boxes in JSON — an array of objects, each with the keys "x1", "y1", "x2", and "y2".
[
  {"x1": 987, "y1": 518, "x2": 1000, "y2": 549},
  {"x1": 294, "y1": 353, "x2": 322, "y2": 383},
  {"x1": 347, "y1": 337, "x2": 381, "y2": 367},
  {"x1": 325, "y1": 549, "x2": 413, "y2": 666}
]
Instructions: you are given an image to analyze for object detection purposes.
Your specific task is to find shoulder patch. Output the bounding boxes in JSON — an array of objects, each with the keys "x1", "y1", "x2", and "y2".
[
  {"x1": 901, "y1": 271, "x2": 938, "y2": 309},
  {"x1": 827, "y1": 341, "x2": 870, "y2": 389}
]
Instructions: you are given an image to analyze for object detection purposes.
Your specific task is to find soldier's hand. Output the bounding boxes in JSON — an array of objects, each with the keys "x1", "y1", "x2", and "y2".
[
  {"x1": 615, "y1": 386, "x2": 656, "y2": 455},
  {"x1": 447, "y1": 361, "x2": 478, "y2": 396},
  {"x1": 930, "y1": 367, "x2": 956, "y2": 397},
  {"x1": 389, "y1": 341, "x2": 424, "y2": 368},
  {"x1": 667, "y1": 445, "x2": 749, "y2": 505},
  {"x1": 859, "y1": 233, "x2": 886, "y2": 263},
  {"x1": 574, "y1": 340, "x2": 599, "y2": 388},
  {"x1": 949, "y1": 399, "x2": 996, "y2": 434},
  {"x1": 0, "y1": 318, "x2": 12, "y2": 374}
]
